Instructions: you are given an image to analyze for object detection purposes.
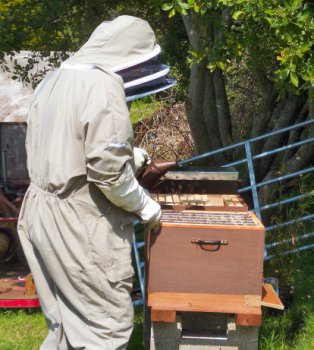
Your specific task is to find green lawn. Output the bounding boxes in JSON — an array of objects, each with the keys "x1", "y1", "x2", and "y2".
[
  {"x1": 260, "y1": 250, "x2": 314, "y2": 350},
  {"x1": 0, "y1": 306, "x2": 145, "y2": 350},
  {"x1": 0, "y1": 309, "x2": 45, "y2": 350}
]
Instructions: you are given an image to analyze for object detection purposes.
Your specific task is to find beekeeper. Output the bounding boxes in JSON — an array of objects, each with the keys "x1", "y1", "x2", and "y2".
[{"x1": 18, "y1": 16, "x2": 173, "y2": 350}]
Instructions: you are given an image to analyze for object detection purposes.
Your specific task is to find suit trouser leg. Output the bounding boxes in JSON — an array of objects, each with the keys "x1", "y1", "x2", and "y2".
[
  {"x1": 19, "y1": 227, "x2": 134, "y2": 350},
  {"x1": 18, "y1": 230, "x2": 71, "y2": 350}
]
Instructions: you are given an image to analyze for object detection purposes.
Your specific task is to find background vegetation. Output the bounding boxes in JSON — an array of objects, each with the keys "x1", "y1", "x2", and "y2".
[{"x1": 1, "y1": 0, "x2": 313, "y2": 206}]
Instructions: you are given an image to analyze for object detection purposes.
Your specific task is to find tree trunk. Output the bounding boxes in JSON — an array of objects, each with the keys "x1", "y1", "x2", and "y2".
[
  {"x1": 182, "y1": 10, "x2": 232, "y2": 162},
  {"x1": 185, "y1": 61, "x2": 212, "y2": 154},
  {"x1": 257, "y1": 94, "x2": 305, "y2": 179},
  {"x1": 214, "y1": 69, "x2": 233, "y2": 148},
  {"x1": 179, "y1": 9, "x2": 313, "y2": 231}
]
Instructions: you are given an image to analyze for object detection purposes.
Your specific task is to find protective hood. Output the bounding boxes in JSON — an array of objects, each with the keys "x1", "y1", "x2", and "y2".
[
  {"x1": 65, "y1": 15, "x2": 160, "y2": 72},
  {"x1": 63, "y1": 15, "x2": 176, "y2": 101}
]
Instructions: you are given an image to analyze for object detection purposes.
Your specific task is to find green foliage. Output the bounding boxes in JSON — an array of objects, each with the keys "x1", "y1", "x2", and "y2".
[
  {"x1": 130, "y1": 98, "x2": 161, "y2": 125},
  {"x1": 261, "y1": 251, "x2": 314, "y2": 350},
  {"x1": 0, "y1": 0, "x2": 85, "y2": 52},
  {"x1": 0, "y1": 309, "x2": 46, "y2": 350},
  {"x1": 161, "y1": 0, "x2": 314, "y2": 92},
  {"x1": 260, "y1": 173, "x2": 314, "y2": 349},
  {"x1": 0, "y1": 0, "x2": 189, "y2": 96}
]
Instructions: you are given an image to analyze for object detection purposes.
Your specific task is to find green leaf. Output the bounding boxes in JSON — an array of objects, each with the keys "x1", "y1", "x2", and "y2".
[
  {"x1": 178, "y1": 2, "x2": 190, "y2": 9},
  {"x1": 301, "y1": 72, "x2": 310, "y2": 81},
  {"x1": 216, "y1": 61, "x2": 225, "y2": 69},
  {"x1": 175, "y1": 4, "x2": 183, "y2": 13},
  {"x1": 207, "y1": 62, "x2": 217, "y2": 72},
  {"x1": 290, "y1": 72, "x2": 299, "y2": 87},
  {"x1": 232, "y1": 10, "x2": 245, "y2": 20},
  {"x1": 169, "y1": 8, "x2": 176, "y2": 17},
  {"x1": 301, "y1": 43, "x2": 311, "y2": 53},
  {"x1": 162, "y1": 2, "x2": 174, "y2": 11}
]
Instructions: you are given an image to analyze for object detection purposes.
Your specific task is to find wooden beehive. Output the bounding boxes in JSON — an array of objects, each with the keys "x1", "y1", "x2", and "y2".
[{"x1": 147, "y1": 208, "x2": 265, "y2": 326}]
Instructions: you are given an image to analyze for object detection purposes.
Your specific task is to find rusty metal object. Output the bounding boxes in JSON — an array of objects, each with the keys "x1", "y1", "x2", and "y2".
[
  {"x1": 0, "y1": 232, "x2": 10, "y2": 259},
  {"x1": 24, "y1": 274, "x2": 37, "y2": 297},
  {"x1": 137, "y1": 160, "x2": 177, "y2": 189}
]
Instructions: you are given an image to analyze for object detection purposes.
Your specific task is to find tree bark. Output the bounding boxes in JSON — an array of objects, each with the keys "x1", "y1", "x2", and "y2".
[
  {"x1": 202, "y1": 71, "x2": 221, "y2": 148},
  {"x1": 182, "y1": 12, "x2": 216, "y2": 155},
  {"x1": 182, "y1": 10, "x2": 233, "y2": 160},
  {"x1": 249, "y1": 64, "x2": 277, "y2": 159},
  {"x1": 284, "y1": 102, "x2": 309, "y2": 161},
  {"x1": 202, "y1": 70, "x2": 227, "y2": 163},
  {"x1": 214, "y1": 69, "x2": 233, "y2": 149},
  {"x1": 256, "y1": 94, "x2": 304, "y2": 180},
  {"x1": 185, "y1": 61, "x2": 212, "y2": 154}
]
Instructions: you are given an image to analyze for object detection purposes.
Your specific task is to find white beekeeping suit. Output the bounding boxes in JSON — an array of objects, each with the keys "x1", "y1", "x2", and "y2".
[{"x1": 18, "y1": 16, "x2": 164, "y2": 350}]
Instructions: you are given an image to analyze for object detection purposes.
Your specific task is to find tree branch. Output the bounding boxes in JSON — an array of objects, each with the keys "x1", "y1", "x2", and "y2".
[
  {"x1": 257, "y1": 94, "x2": 306, "y2": 180},
  {"x1": 284, "y1": 102, "x2": 309, "y2": 161}
]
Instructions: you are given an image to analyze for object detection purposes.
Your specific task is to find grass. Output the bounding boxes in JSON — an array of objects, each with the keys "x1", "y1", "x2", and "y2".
[
  {"x1": 0, "y1": 309, "x2": 46, "y2": 350},
  {"x1": 129, "y1": 98, "x2": 161, "y2": 126},
  {"x1": 260, "y1": 250, "x2": 314, "y2": 350},
  {"x1": 0, "y1": 306, "x2": 145, "y2": 350}
]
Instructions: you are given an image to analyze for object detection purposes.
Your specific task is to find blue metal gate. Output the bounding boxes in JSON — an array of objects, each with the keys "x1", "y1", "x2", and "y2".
[
  {"x1": 179, "y1": 119, "x2": 314, "y2": 259},
  {"x1": 132, "y1": 119, "x2": 314, "y2": 304}
]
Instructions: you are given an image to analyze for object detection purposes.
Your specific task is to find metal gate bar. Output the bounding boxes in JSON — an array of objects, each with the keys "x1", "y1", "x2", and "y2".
[{"x1": 178, "y1": 119, "x2": 314, "y2": 259}]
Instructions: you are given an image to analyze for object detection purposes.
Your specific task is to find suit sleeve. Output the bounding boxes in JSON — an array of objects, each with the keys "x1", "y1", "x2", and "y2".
[{"x1": 81, "y1": 74, "x2": 160, "y2": 223}]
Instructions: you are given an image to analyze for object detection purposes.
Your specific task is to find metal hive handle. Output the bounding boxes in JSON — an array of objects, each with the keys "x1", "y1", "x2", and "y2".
[{"x1": 191, "y1": 239, "x2": 228, "y2": 246}]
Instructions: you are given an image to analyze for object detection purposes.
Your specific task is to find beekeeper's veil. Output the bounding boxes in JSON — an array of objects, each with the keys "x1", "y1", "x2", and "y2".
[{"x1": 62, "y1": 15, "x2": 176, "y2": 101}]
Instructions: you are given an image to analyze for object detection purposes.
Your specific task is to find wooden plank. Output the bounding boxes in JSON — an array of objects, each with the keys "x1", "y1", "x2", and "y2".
[
  {"x1": 203, "y1": 205, "x2": 248, "y2": 213},
  {"x1": 187, "y1": 194, "x2": 196, "y2": 205},
  {"x1": 179, "y1": 194, "x2": 188, "y2": 204},
  {"x1": 223, "y1": 195, "x2": 245, "y2": 207},
  {"x1": 203, "y1": 194, "x2": 224, "y2": 206},
  {"x1": 172, "y1": 194, "x2": 181, "y2": 205},
  {"x1": 261, "y1": 283, "x2": 284, "y2": 310},
  {"x1": 236, "y1": 311, "x2": 262, "y2": 326},
  {"x1": 154, "y1": 193, "x2": 250, "y2": 211},
  {"x1": 194, "y1": 194, "x2": 203, "y2": 205},
  {"x1": 157, "y1": 194, "x2": 166, "y2": 205},
  {"x1": 151, "y1": 309, "x2": 176, "y2": 322},
  {"x1": 160, "y1": 221, "x2": 264, "y2": 230},
  {"x1": 148, "y1": 292, "x2": 261, "y2": 315},
  {"x1": 165, "y1": 195, "x2": 173, "y2": 205}
]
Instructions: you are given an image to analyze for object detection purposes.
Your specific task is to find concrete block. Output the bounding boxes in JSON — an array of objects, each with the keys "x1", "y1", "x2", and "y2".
[{"x1": 149, "y1": 313, "x2": 259, "y2": 350}]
